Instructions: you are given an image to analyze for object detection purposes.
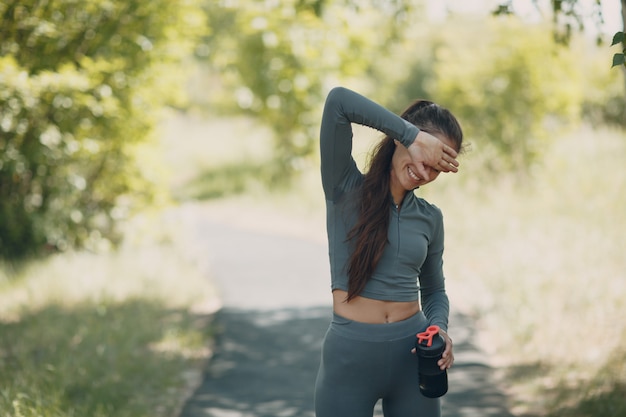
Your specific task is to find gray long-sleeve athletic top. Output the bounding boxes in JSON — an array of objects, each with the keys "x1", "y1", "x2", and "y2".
[{"x1": 320, "y1": 87, "x2": 449, "y2": 331}]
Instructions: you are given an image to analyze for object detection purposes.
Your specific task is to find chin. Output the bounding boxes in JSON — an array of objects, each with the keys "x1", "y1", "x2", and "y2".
[{"x1": 404, "y1": 182, "x2": 421, "y2": 191}]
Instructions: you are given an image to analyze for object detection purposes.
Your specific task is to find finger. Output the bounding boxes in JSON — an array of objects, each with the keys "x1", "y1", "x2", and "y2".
[
  {"x1": 439, "y1": 353, "x2": 454, "y2": 368},
  {"x1": 441, "y1": 147, "x2": 460, "y2": 172},
  {"x1": 435, "y1": 155, "x2": 457, "y2": 172},
  {"x1": 440, "y1": 159, "x2": 459, "y2": 173},
  {"x1": 437, "y1": 161, "x2": 450, "y2": 173},
  {"x1": 444, "y1": 155, "x2": 460, "y2": 168},
  {"x1": 414, "y1": 162, "x2": 430, "y2": 180},
  {"x1": 438, "y1": 358, "x2": 452, "y2": 370},
  {"x1": 443, "y1": 144, "x2": 458, "y2": 159}
]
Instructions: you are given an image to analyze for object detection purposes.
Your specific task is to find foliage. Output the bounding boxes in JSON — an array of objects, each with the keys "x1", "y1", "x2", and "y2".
[
  {"x1": 431, "y1": 19, "x2": 583, "y2": 171},
  {"x1": 493, "y1": 0, "x2": 607, "y2": 44},
  {"x1": 612, "y1": 31, "x2": 625, "y2": 67},
  {"x1": 0, "y1": 0, "x2": 205, "y2": 259},
  {"x1": 195, "y1": 0, "x2": 423, "y2": 180},
  {"x1": 193, "y1": 0, "x2": 616, "y2": 185},
  {"x1": 494, "y1": 1, "x2": 626, "y2": 91},
  {"x1": 578, "y1": 34, "x2": 626, "y2": 128}
]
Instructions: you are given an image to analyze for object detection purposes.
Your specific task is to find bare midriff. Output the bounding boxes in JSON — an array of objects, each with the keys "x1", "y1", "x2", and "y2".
[{"x1": 332, "y1": 289, "x2": 421, "y2": 324}]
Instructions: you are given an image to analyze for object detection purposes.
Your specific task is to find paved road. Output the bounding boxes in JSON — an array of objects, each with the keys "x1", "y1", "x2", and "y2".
[{"x1": 179, "y1": 217, "x2": 513, "y2": 417}]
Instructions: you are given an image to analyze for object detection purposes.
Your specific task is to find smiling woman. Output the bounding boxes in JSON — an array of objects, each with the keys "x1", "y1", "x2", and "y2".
[{"x1": 315, "y1": 86, "x2": 463, "y2": 417}]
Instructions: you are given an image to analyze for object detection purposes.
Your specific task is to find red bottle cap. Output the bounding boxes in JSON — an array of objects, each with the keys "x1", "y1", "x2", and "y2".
[{"x1": 416, "y1": 325, "x2": 440, "y2": 347}]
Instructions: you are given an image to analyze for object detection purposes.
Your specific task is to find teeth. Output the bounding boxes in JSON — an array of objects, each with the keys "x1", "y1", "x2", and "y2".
[{"x1": 408, "y1": 167, "x2": 420, "y2": 181}]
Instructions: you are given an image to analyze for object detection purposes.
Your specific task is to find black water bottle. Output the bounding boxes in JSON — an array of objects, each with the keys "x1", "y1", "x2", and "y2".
[{"x1": 415, "y1": 325, "x2": 448, "y2": 398}]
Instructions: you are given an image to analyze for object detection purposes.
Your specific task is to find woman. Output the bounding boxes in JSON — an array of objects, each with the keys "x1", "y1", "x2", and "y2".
[{"x1": 314, "y1": 86, "x2": 463, "y2": 417}]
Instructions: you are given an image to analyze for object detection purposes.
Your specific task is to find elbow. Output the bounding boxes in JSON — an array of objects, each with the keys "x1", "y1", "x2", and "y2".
[{"x1": 325, "y1": 86, "x2": 350, "y2": 106}]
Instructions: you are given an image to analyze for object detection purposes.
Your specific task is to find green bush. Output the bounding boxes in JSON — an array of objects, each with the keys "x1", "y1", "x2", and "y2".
[
  {"x1": 432, "y1": 18, "x2": 584, "y2": 171},
  {"x1": 0, "y1": 0, "x2": 204, "y2": 259}
]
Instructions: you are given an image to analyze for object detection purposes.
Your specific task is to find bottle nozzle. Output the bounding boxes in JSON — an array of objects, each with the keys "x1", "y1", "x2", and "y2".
[{"x1": 416, "y1": 325, "x2": 440, "y2": 347}]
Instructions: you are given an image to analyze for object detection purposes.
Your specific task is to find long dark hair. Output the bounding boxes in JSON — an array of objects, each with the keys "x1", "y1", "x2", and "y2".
[{"x1": 344, "y1": 100, "x2": 463, "y2": 301}]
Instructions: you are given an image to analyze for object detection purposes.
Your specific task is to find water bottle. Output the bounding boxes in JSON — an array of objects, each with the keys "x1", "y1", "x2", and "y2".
[{"x1": 415, "y1": 325, "x2": 448, "y2": 398}]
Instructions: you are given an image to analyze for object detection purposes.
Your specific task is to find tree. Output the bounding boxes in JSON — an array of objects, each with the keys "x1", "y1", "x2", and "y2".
[
  {"x1": 495, "y1": 1, "x2": 625, "y2": 70},
  {"x1": 495, "y1": 0, "x2": 625, "y2": 125},
  {"x1": 195, "y1": 0, "x2": 423, "y2": 182},
  {"x1": 431, "y1": 19, "x2": 584, "y2": 171},
  {"x1": 192, "y1": 0, "x2": 610, "y2": 186},
  {"x1": 0, "y1": 0, "x2": 204, "y2": 259}
]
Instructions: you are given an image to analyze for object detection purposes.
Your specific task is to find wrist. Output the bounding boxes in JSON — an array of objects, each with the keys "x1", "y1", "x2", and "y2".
[
  {"x1": 415, "y1": 130, "x2": 437, "y2": 149},
  {"x1": 414, "y1": 130, "x2": 427, "y2": 148}
]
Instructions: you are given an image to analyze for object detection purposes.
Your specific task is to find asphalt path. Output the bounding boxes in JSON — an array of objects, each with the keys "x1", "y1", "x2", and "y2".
[{"x1": 178, "y1": 216, "x2": 513, "y2": 417}]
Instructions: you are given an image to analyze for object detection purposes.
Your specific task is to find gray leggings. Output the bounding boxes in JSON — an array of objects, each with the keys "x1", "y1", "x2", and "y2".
[{"x1": 314, "y1": 312, "x2": 441, "y2": 417}]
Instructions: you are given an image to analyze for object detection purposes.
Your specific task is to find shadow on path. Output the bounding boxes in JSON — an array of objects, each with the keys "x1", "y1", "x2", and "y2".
[
  {"x1": 180, "y1": 307, "x2": 513, "y2": 417},
  {"x1": 181, "y1": 307, "x2": 328, "y2": 417}
]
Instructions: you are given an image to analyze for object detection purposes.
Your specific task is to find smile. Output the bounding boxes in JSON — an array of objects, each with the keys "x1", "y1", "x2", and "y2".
[{"x1": 407, "y1": 167, "x2": 421, "y2": 183}]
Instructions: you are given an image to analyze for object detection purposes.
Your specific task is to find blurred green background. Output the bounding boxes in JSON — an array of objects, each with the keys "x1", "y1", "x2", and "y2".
[{"x1": 1, "y1": 0, "x2": 625, "y2": 416}]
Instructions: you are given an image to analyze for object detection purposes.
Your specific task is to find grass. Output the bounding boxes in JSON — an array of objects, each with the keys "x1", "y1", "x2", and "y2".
[
  {"x1": 0, "y1": 207, "x2": 219, "y2": 417},
  {"x1": 0, "y1": 300, "x2": 208, "y2": 417},
  {"x1": 426, "y1": 126, "x2": 626, "y2": 416}
]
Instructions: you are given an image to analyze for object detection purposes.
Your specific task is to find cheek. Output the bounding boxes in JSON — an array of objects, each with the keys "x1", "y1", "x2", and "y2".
[
  {"x1": 427, "y1": 171, "x2": 441, "y2": 182},
  {"x1": 391, "y1": 150, "x2": 410, "y2": 170}
]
